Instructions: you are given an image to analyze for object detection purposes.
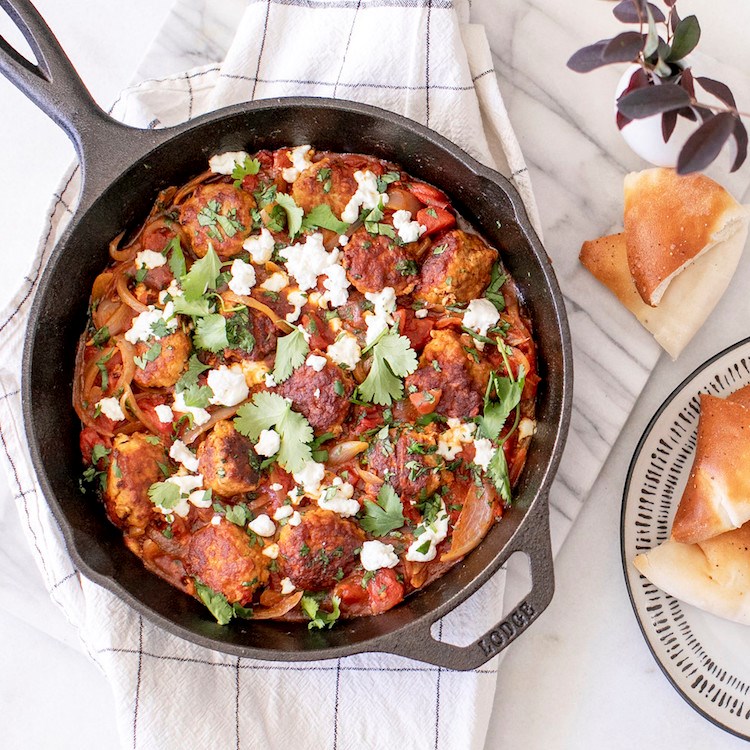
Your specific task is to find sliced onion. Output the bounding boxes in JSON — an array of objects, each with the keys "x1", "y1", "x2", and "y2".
[
  {"x1": 223, "y1": 290, "x2": 290, "y2": 332},
  {"x1": 91, "y1": 271, "x2": 114, "y2": 303},
  {"x1": 114, "y1": 339, "x2": 136, "y2": 393},
  {"x1": 440, "y1": 483, "x2": 494, "y2": 563},
  {"x1": 353, "y1": 466, "x2": 384, "y2": 487},
  {"x1": 109, "y1": 231, "x2": 136, "y2": 262},
  {"x1": 328, "y1": 441, "x2": 368, "y2": 466},
  {"x1": 406, "y1": 560, "x2": 428, "y2": 589},
  {"x1": 250, "y1": 590, "x2": 304, "y2": 620},
  {"x1": 384, "y1": 186, "x2": 423, "y2": 215},
  {"x1": 115, "y1": 265, "x2": 148, "y2": 313},
  {"x1": 172, "y1": 169, "x2": 215, "y2": 205},
  {"x1": 182, "y1": 404, "x2": 244, "y2": 445}
]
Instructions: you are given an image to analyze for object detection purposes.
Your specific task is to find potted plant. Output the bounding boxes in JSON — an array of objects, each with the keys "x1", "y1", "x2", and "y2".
[{"x1": 567, "y1": 0, "x2": 747, "y2": 174}]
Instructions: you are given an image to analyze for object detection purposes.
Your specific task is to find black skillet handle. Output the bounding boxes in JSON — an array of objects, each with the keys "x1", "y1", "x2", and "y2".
[
  {"x1": 0, "y1": 0, "x2": 160, "y2": 200},
  {"x1": 387, "y1": 499, "x2": 554, "y2": 671}
]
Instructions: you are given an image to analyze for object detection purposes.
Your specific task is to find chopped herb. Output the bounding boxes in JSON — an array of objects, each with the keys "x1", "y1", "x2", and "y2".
[
  {"x1": 425, "y1": 208, "x2": 438, "y2": 218},
  {"x1": 232, "y1": 155, "x2": 261, "y2": 188},
  {"x1": 395, "y1": 259, "x2": 418, "y2": 276},
  {"x1": 302, "y1": 203, "x2": 349, "y2": 234},
  {"x1": 92, "y1": 326, "x2": 110, "y2": 348},
  {"x1": 194, "y1": 314, "x2": 229, "y2": 353},
  {"x1": 134, "y1": 342, "x2": 162, "y2": 370},
  {"x1": 147, "y1": 480, "x2": 180, "y2": 509},
  {"x1": 432, "y1": 244, "x2": 447, "y2": 256},
  {"x1": 143, "y1": 435, "x2": 161, "y2": 446},
  {"x1": 165, "y1": 236, "x2": 186, "y2": 279},
  {"x1": 253, "y1": 182, "x2": 278, "y2": 208},
  {"x1": 225, "y1": 504, "x2": 249, "y2": 527},
  {"x1": 135, "y1": 266, "x2": 148, "y2": 283},
  {"x1": 316, "y1": 167, "x2": 332, "y2": 193},
  {"x1": 197, "y1": 199, "x2": 244, "y2": 242},
  {"x1": 360, "y1": 483, "x2": 405, "y2": 537},
  {"x1": 272, "y1": 326, "x2": 310, "y2": 382},
  {"x1": 225, "y1": 308, "x2": 256, "y2": 353},
  {"x1": 301, "y1": 595, "x2": 341, "y2": 630},
  {"x1": 333, "y1": 380, "x2": 345, "y2": 397},
  {"x1": 194, "y1": 579, "x2": 234, "y2": 625},
  {"x1": 416, "y1": 539, "x2": 431, "y2": 555},
  {"x1": 275, "y1": 192, "x2": 304, "y2": 239},
  {"x1": 376, "y1": 171, "x2": 400, "y2": 193},
  {"x1": 175, "y1": 355, "x2": 211, "y2": 393},
  {"x1": 91, "y1": 443, "x2": 110, "y2": 465},
  {"x1": 181, "y1": 245, "x2": 221, "y2": 301},
  {"x1": 95, "y1": 350, "x2": 114, "y2": 391},
  {"x1": 485, "y1": 261, "x2": 507, "y2": 312},
  {"x1": 361, "y1": 570, "x2": 376, "y2": 588}
]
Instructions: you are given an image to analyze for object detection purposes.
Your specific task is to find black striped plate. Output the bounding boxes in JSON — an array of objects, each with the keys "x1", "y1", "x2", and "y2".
[{"x1": 622, "y1": 337, "x2": 750, "y2": 740}]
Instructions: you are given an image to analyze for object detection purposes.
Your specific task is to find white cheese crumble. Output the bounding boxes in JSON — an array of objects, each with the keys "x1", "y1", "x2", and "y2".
[
  {"x1": 436, "y1": 418, "x2": 477, "y2": 460},
  {"x1": 158, "y1": 279, "x2": 183, "y2": 305},
  {"x1": 320, "y1": 263, "x2": 351, "y2": 308},
  {"x1": 317, "y1": 477, "x2": 359, "y2": 517},
  {"x1": 405, "y1": 499, "x2": 449, "y2": 562},
  {"x1": 463, "y1": 298, "x2": 500, "y2": 349},
  {"x1": 270, "y1": 483, "x2": 284, "y2": 492},
  {"x1": 188, "y1": 489, "x2": 212, "y2": 509},
  {"x1": 135, "y1": 249, "x2": 167, "y2": 270},
  {"x1": 125, "y1": 304, "x2": 177, "y2": 344},
  {"x1": 254, "y1": 428, "x2": 281, "y2": 457},
  {"x1": 211, "y1": 514, "x2": 222, "y2": 526},
  {"x1": 248, "y1": 514, "x2": 276, "y2": 537},
  {"x1": 169, "y1": 439, "x2": 199, "y2": 473},
  {"x1": 288, "y1": 510, "x2": 302, "y2": 526},
  {"x1": 472, "y1": 437, "x2": 496, "y2": 471},
  {"x1": 209, "y1": 150, "x2": 250, "y2": 175},
  {"x1": 228, "y1": 258, "x2": 257, "y2": 296},
  {"x1": 285, "y1": 289, "x2": 307, "y2": 323},
  {"x1": 518, "y1": 418, "x2": 536, "y2": 441},
  {"x1": 392, "y1": 210, "x2": 426, "y2": 244},
  {"x1": 326, "y1": 333, "x2": 362, "y2": 370},
  {"x1": 264, "y1": 372, "x2": 277, "y2": 388},
  {"x1": 415, "y1": 308, "x2": 429, "y2": 319},
  {"x1": 154, "y1": 404, "x2": 174, "y2": 424},
  {"x1": 306, "y1": 354, "x2": 327, "y2": 372},
  {"x1": 313, "y1": 388, "x2": 321, "y2": 399},
  {"x1": 341, "y1": 170, "x2": 389, "y2": 223},
  {"x1": 242, "y1": 228, "x2": 275, "y2": 264},
  {"x1": 279, "y1": 233, "x2": 340, "y2": 292},
  {"x1": 280, "y1": 577, "x2": 296, "y2": 594},
  {"x1": 159, "y1": 474, "x2": 205, "y2": 518},
  {"x1": 207, "y1": 365, "x2": 249, "y2": 407},
  {"x1": 360, "y1": 540, "x2": 399, "y2": 571},
  {"x1": 364, "y1": 286, "x2": 397, "y2": 345},
  {"x1": 172, "y1": 391, "x2": 211, "y2": 426},
  {"x1": 293, "y1": 460, "x2": 325, "y2": 496},
  {"x1": 281, "y1": 145, "x2": 313, "y2": 183},
  {"x1": 262, "y1": 543, "x2": 280, "y2": 559},
  {"x1": 273, "y1": 505, "x2": 294, "y2": 521},
  {"x1": 260, "y1": 271, "x2": 289, "y2": 293},
  {"x1": 338, "y1": 234, "x2": 350, "y2": 247},
  {"x1": 97, "y1": 397, "x2": 125, "y2": 422}
]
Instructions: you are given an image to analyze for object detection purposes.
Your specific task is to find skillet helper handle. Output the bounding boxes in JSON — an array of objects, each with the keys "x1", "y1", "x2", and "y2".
[
  {"x1": 0, "y1": 0, "x2": 131, "y2": 164},
  {"x1": 391, "y1": 500, "x2": 554, "y2": 671}
]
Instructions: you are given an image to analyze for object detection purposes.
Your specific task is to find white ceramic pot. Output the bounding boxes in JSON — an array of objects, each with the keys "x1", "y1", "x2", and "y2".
[{"x1": 614, "y1": 64, "x2": 699, "y2": 167}]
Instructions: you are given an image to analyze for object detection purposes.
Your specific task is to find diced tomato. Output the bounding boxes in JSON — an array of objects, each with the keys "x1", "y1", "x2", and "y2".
[
  {"x1": 79, "y1": 428, "x2": 112, "y2": 467},
  {"x1": 143, "y1": 264, "x2": 174, "y2": 291},
  {"x1": 136, "y1": 394, "x2": 176, "y2": 439},
  {"x1": 335, "y1": 578, "x2": 369, "y2": 607},
  {"x1": 353, "y1": 405, "x2": 384, "y2": 434},
  {"x1": 416, "y1": 206, "x2": 456, "y2": 236},
  {"x1": 393, "y1": 309, "x2": 434, "y2": 352},
  {"x1": 409, "y1": 389, "x2": 442, "y2": 415},
  {"x1": 407, "y1": 182, "x2": 451, "y2": 209},
  {"x1": 301, "y1": 311, "x2": 335, "y2": 350},
  {"x1": 241, "y1": 173, "x2": 260, "y2": 192},
  {"x1": 273, "y1": 148, "x2": 293, "y2": 172},
  {"x1": 141, "y1": 224, "x2": 176, "y2": 253},
  {"x1": 366, "y1": 569, "x2": 404, "y2": 614}
]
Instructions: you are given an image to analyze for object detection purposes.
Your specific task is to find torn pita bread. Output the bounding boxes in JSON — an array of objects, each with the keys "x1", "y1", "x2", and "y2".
[
  {"x1": 633, "y1": 523, "x2": 750, "y2": 626},
  {"x1": 671, "y1": 393, "x2": 750, "y2": 545},
  {"x1": 580, "y1": 224, "x2": 748, "y2": 359},
  {"x1": 624, "y1": 168, "x2": 749, "y2": 306}
]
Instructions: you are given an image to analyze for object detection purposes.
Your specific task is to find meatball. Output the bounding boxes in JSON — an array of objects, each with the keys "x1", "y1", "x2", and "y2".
[
  {"x1": 104, "y1": 432, "x2": 167, "y2": 535},
  {"x1": 414, "y1": 230, "x2": 496, "y2": 305},
  {"x1": 405, "y1": 329, "x2": 491, "y2": 418},
  {"x1": 179, "y1": 183, "x2": 256, "y2": 259},
  {"x1": 185, "y1": 520, "x2": 269, "y2": 603},
  {"x1": 223, "y1": 300, "x2": 278, "y2": 361},
  {"x1": 366, "y1": 428, "x2": 440, "y2": 500},
  {"x1": 196, "y1": 420, "x2": 261, "y2": 497},
  {"x1": 133, "y1": 330, "x2": 191, "y2": 388},
  {"x1": 292, "y1": 154, "x2": 385, "y2": 218},
  {"x1": 276, "y1": 354, "x2": 353, "y2": 435},
  {"x1": 277, "y1": 508, "x2": 364, "y2": 591},
  {"x1": 343, "y1": 227, "x2": 419, "y2": 296}
]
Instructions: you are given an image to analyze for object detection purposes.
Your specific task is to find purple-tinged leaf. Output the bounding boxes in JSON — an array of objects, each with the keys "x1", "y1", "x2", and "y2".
[
  {"x1": 669, "y1": 7, "x2": 680, "y2": 32},
  {"x1": 617, "y1": 110, "x2": 632, "y2": 131},
  {"x1": 667, "y1": 16, "x2": 701, "y2": 62},
  {"x1": 693, "y1": 105, "x2": 714, "y2": 122},
  {"x1": 661, "y1": 110, "x2": 678, "y2": 143},
  {"x1": 613, "y1": 0, "x2": 665, "y2": 23},
  {"x1": 603, "y1": 32, "x2": 645, "y2": 63},
  {"x1": 567, "y1": 41, "x2": 610, "y2": 73},
  {"x1": 663, "y1": 0, "x2": 677, "y2": 7},
  {"x1": 617, "y1": 84, "x2": 690, "y2": 119},
  {"x1": 644, "y1": 6, "x2": 659, "y2": 56},
  {"x1": 731, "y1": 119, "x2": 748, "y2": 173},
  {"x1": 679, "y1": 67, "x2": 695, "y2": 98},
  {"x1": 677, "y1": 106, "x2": 697, "y2": 122},
  {"x1": 695, "y1": 76, "x2": 738, "y2": 110},
  {"x1": 676, "y1": 112, "x2": 735, "y2": 174}
]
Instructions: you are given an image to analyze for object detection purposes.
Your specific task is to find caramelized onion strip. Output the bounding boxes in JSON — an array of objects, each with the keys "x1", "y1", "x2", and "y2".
[
  {"x1": 182, "y1": 404, "x2": 244, "y2": 445},
  {"x1": 440, "y1": 484, "x2": 494, "y2": 563},
  {"x1": 250, "y1": 591, "x2": 304, "y2": 620},
  {"x1": 115, "y1": 265, "x2": 148, "y2": 313},
  {"x1": 328, "y1": 441, "x2": 368, "y2": 466},
  {"x1": 223, "y1": 290, "x2": 291, "y2": 333}
]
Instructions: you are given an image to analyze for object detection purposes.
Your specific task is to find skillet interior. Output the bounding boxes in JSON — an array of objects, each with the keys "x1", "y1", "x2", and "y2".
[{"x1": 24, "y1": 101, "x2": 570, "y2": 662}]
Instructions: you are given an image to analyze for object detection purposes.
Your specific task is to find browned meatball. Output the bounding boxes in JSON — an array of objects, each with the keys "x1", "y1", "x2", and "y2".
[
  {"x1": 292, "y1": 154, "x2": 385, "y2": 218},
  {"x1": 104, "y1": 432, "x2": 167, "y2": 536},
  {"x1": 365, "y1": 428, "x2": 440, "y2": 500},
  {"x1": 185, "y1": 520, "x2": 269, "y2": 603},
  {"x1": 133, "y1": 330, "x2": 191, "y2": 388},
  {"x1": 179, "y1": 183, "x2": 256, "y2": 259},
  {"x1": 414, "y1": 230, "x2": 496, "y2": 305},
  {"x1": 277, "y1": 508, "x2": 364, "y2": 591},
  {"x1": 343, "y1": 227, "x2": 419, "y2": 296},
  {"x1": 405, "y1": 329, "x2": 491, "y2": 418},
  {"x1": 222, "y1": 298, "x2": 277, "y2": 360},
  {"x1": 196, "y1": 420, "x2": 260, "y2": 497},
  {"x1": 276, "y1": 353, "x2": 353, "y2": 435}
]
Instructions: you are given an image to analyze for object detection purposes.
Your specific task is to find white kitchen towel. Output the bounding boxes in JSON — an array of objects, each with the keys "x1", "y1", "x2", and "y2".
[{"x1": 0, "y1": 1, "x2": 545, "y2": 749}]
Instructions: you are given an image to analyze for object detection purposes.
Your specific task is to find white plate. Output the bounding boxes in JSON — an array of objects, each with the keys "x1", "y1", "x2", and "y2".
[{"x1": 622, "y1": 337, "x2": 750, "y2": 741}]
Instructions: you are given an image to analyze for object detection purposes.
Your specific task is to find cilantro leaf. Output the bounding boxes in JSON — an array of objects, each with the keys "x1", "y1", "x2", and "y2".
[
  {"x1": 181, "y1": 245, "x2": 221, "y2": 301},
  {"x1": 301, "y1": 595, "x2": 341, "y2": 630},
  {"x1": 376, "y1": 171, "x2": 400, "y2": 193},
  {"x1": 194, "y1": 314, "x2": 229, "y2": 352},
  {"x1": 478, "y1": 370, "x2": 525, "y2": 440},
  {"x1": 486, "y1": 445, "x2": 511, "y2": 503},
  {"x1": 358, "y1": 330, "x2": 418, "y2": 406},
  {"x1": 302, "y1": 204, "x2": 349, "y2": 234},
  {"x1": 360, "y1": 483, "x2": 405, "y2": 536},
  {"x1": 275, "y1": 192, "x2": 304, "y2": 239},
  {"x1": 173, "y1": 295, "x2": 212, "y2": 318},
  {"x1": 225, "y1": 308, "x2": 256, "y2": 353},
  {"x1": 175, "y1": 354, "x2": 211, "y2": 393},
  {"x1": 225, "y1": 503, "x2": 249, "y2": 527},
  {"x1": 485, "y1": 261, "x2": 507, "y2": 312},
  {"x1": 92, "y1": 325, "x2": 110, "y2": 348},
  {"x1": 147, "y1": 480, "x2": 180, "y2": 510},
  {"x1": 182, "y1": 383, "x2": 213, "y2": 409},
  {"x1": 134, "y1": 342, "x2": 162, "y2": 370},
  {"x1": 254, "y1": 182, "x2": 278, "y2": 208},
  {"x1": 234, "y1": 391, "x2": 314, "y2": 474},
  {"x1": 232, "y1": 156, "x2": 261, "y2": 188},
  {"x1": 166, "y1": 236, "x2": 186, "y2": 279},
  {"x1": 194, "y1": 579, "x2": 234, "y2": 625},
  {"x1": 365, "y1": 222, "x2": 397, "y2": 240},
  {"x1": 273, "y1": 326, "x2": 310, "y2": 382}
]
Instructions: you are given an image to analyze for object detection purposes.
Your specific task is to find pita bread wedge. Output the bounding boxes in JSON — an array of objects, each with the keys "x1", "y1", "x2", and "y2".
[
  {"x1": 671, "y1": 393, "x2": 750, "y2": 544},
  {"x1": 633, "y1": 523, "x2": 750, "y2": 626},
  {"x1": 579, "y1": 224, "x2": 748, "y2": 359},
  {"x1": 624, "y1": 168, "x2": 749, "y2": 306}
]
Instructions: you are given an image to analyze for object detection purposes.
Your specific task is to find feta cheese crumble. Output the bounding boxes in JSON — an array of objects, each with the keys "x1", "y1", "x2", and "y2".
[
  {"x1": 364, "y1": 286, "x2": 397, "y2": 344},
  {"x1": 317, "y1": 477, "x2": 359, "y2": 517},
  {"x1": 273, "y1": 505, "x2": 294, "y2": 521},
  {"x1": 405, "y1": 499, "x2": 449, "y2": 562},
  {"x1": 125, "y1": 304, "x2": 178, "y2": 344},
  {"x1": 265, "y1": 372, "x2": 277, "y2": 388},
  {"x1": 254, "y1": 428, "x2": 281, "y2": 457},
  {"x1": 341, "y1": 170, "x2": 389, "y2": 223},
  {"x1": 392, "y1": 210, "x2": 426, "y2": 244},
  {"x1": 172, "y1": 391, "x2": 211, "y2": 426},
  {"x1": 360, "y1": 540, "x2": 399, "y2": 571},
  {"x1": 242, "y1": 228, "x2": 275, "y2": 264},
  {"x1": 280, "y1": 577, "x2": 296, "y2": 594},
  {"x1": 169, "y1": 439, "x2": 199, "y2": 473},
  {"x1": 154, "y1": 404, "x2": 174, "y2": 424},
  {"x1": 320, "y1": 263, "x2": 351, "y2": 308},
  {"x1": 326, "y1": 333, "x2": 362, "y2": 370},
  {"x1": 436, "y1": 418, "x2": 477, "y2": 460},
  {"x1": 248, "y1": 514, "x2": 276, "y2": 537},
  {"x1": 472, "y1": 437, "x2": 496, "y2": 471},
  {"x1": 415, "y1": 308, "x2": 429, "y2": 319},
  {"x1": 188, "y1": 489, "x2": 213, "y2": 509},
  {"x1": 281, "y1": 145, "x2": 313, "y2": 183},
  {"x1": 159, "y1": 474, "x2": 205, "y2": 518},
  {"x1": 262, "y1": 543, "x2": 280, "y2": 559},
  {"x1": 463, "y1": 298, "x2": 500, "y2": 349},
  {"x1": 209, "y1": 151, "x2": 250, "y2": 175},
  {"x1": 228, "y1": 258, "x2": 257, "y2": 296},
  {"x1": 305, "y1": 354, "x2": 327, "y2": 372},
  {"x1": 293, "y1": 460, "x2": 325, "y2": 496},
  {"x1": 97, "y1": 397, "x2": 125, "y2": 422},
  {"x1": 285, "y1": 289, "x2": 307, "y2": 323},
  {"x1": 260, "y1": 271, "x2": 289, "y2": 293},
  {"x1": 135, "y1": 249, "x2": 167, "y2": 270},
  {"x1": 207, "y1": 365, "x2": 249, "y2": 407},
  {"x1": 279, "y1": 233, "x2": 340, "y2": 292}
]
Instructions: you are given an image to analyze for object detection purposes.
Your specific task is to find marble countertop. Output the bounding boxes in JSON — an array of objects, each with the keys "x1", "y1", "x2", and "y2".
[{"x1": 1, "y1": 0, "x2": 750, "y2": 747}]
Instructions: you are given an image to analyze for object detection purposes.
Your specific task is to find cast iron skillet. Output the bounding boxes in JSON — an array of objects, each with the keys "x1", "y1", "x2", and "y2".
[{"x1": 0, "y1": 0, "x2": 572, "y2": 670}]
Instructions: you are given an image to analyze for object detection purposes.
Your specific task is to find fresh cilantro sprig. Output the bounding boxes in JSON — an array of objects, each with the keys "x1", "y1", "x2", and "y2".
[
  {"x1": 360, "y1": 483, "x2": 405, "y2": 536},
  {"x1": 485, "y1": 261, "x2": 507, "y2": 312},
  {"x1": 166, "y1": 236, "x2": 186, "y2": 279},
  {"x1": 301, "y1": 595, "x2": 341, "y2": 630},
  {"x1": 231, "y1": 156, "x2": 261, "y2": 188},
  {"x1": 357, "y1": 329, "x2": 418, "y2": 406},
  {"x1": 234, "y1": 391, "x2": 314, "y2": 473},
  {"x1": 147, "y1": 480, "x2": 181, "y2": 510},
  {"x1": 134, "y1": 342, "x2": 162, "y2": 370},
  {"x1": 197, "y1": 200, "x2": 244, "y2": 242},
  {"x1": 273, "y1": 326, "x2": 310, "y2": 382},
  {"x1": 194, "y1": 580, "x2": 235, "y2": 625},
  {"x1": 175, "y1": 355, "x2": 211, "y2": 393},
  {"x1": 181, "y1": 245, "x2": 221, "y2": 301},
  {"x1": 376, "y1": 171, "x2": 400, "y2": 193},
  {"x1": 302, "y1": 204, "x2": 349, "y2": 234},
  {"x1": 194, "y1": 313, "x2": 229, "y2": 353},
  {"x1": 275, "y1": 192, "x2": 304, "y2": 239}
]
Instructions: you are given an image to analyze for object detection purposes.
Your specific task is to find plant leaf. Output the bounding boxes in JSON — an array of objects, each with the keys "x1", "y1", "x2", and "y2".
[
  {"x1": 679, "y1": 67, "x2": 695, "y2": 98},
  {"x1": 613, "y1": 0, "x2": 664, "y2": 24},
  {"x1": 667, "y1": 16, "x2": 700, "y2": 62},
  {"x1": 731, "y1": 120, "x2": 749, "y2": 173},
  {"x1": 360, "y1": 484, "x2": 405, "y2": 537},
  {"x1": 617, "y1": 84, "x2": 690, "y2": 119},
  {"x1": 661, "y1": 109, "x2": 678, "y2": 143},
  {"x1": 566, "y1": 41, "x2": 609, "y2": 73},
  {"x1": 668, "y1": 6, "x2": 680, "y2": 31},
  {"x1": 695, "y1": 76, "x2": 737, "y2": 110},
  {"x1": 272, "y1": 326, "x2": 309, "y2": 382},
  {"x1": 602, "y1": 32, "x2": 645, "y2": 63},
  {"x1": 643, "y1": 6, "x2": 659, "y2": 57},
  {"x1": 676, "y1": 112, "x2": 736, "y2": 175}
]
